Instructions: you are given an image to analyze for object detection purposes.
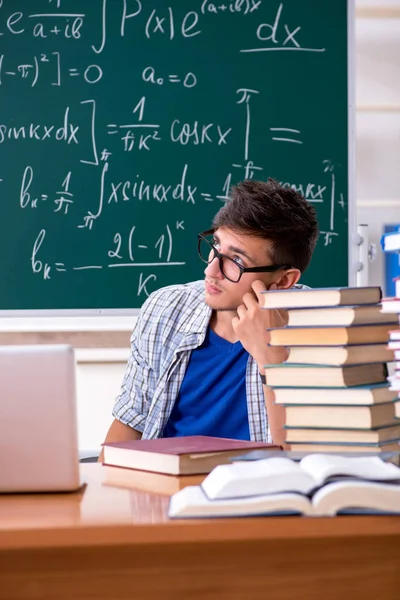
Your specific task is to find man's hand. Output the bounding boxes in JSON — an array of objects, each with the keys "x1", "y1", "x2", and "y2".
[
  {"x1": 232, "y1": 280, "x2": 288, "y2": 370},
  {"x1": 98, "y1": 419, "x2": 142, "y2": 462}
]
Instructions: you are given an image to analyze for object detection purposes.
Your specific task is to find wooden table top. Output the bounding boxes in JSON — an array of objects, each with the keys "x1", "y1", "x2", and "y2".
[{"x1": 1, "y1": 464, "x2": 400, "y2": 551}]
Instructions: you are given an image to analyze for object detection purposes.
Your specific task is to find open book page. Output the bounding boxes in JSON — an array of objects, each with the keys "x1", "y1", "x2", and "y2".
[
  {"x1": 201, "y1": 454, "x2": 400, "y2": 501},
  {"x1": 168, "y1": 485, "x2": 313, "y2": 519},
  {"x1": 311, "y1": 480, "x2": 400, "y2": 516},
  {"x1": 168, "y1": 480, "x2": 400, "y2": 519},
  {"x1": 201, "y1": 457, "x2": 316, "y2": 500},
  {"x1": 299, "y1": 454, "x2": 400, "y2": 488}
]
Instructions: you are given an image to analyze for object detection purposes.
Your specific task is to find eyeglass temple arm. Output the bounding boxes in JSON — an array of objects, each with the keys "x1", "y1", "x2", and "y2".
[{"x1": 199, "y1": 228, "x2": 215, "y2": 238}]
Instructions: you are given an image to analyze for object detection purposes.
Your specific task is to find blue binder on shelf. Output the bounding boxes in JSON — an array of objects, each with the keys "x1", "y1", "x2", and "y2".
[{"x1": 381, "y1": 225, "x2": 400, "y2": 297}]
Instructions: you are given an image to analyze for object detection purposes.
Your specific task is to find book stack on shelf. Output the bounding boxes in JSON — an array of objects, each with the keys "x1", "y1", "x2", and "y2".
[
  {"x1": 381, "y1": 276, "x2": 400, "y2": 399},
  {"x1": 380, "y1": 227, "x2": 400, "y2": 393},
  {"x1": 261, "y1": 286, "x2": 400, "y2": 453}
]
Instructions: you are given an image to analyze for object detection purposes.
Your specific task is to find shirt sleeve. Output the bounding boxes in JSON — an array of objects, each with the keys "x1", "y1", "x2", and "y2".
[
  {"x1": 111, "y1": 281, "x2": 207, "y2": 434},
  {"x1": 112, "y1": 301, "x2": 156, "y2": 432}
]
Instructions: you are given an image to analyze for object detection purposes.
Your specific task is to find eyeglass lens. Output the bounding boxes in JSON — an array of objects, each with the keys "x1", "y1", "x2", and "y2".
[{"x1": 198, "y1": 237, "x2": 242, "y2": 282}]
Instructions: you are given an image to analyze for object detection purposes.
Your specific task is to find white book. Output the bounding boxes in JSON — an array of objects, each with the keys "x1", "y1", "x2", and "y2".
[
  {"x1": 199, "y1": 454, "x2": 400, "y2": 500},
  {"x1": 389, "y1": 378, "x2": 400, "y2": 395},
  {"x1": 169, "y1": 454, "x2": 400, "y2": 519},
  {"x1": 168, "y1": 480, "x2": 400, "y2": 519},
  {"x1": 382, "y1": 232, "x2": 400, "y2": 252},
  {"x1": 381, "y1": 300, "x2": 400, "y2": 314},
  {"x1": 202, "y1": 453, "x2": 400, "y2": 500}
]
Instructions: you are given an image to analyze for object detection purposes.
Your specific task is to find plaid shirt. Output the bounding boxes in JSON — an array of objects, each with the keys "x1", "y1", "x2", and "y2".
[{"x1": 113, "y1": 280, "x2": 306, "y2": 442}]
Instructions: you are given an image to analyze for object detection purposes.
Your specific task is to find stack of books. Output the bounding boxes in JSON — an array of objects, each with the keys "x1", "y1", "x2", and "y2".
[
  {"x1": 261, "y1": 286, "x2": 400, "y2": 453},
  {"x1": 380, "y1": 228, "x2": 400, "y2": 394},
  {"x1": 381, "y1": 278, "x2": 400, "y2": 397}
]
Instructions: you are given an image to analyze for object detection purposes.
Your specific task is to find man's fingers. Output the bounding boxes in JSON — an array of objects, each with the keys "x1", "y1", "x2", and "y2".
[
  {"x1": 267, "y1": 308, "x2": 288, "y2": 328},
  {"x1": 251, "y1": 279, "x2": 268, "y2": 297},
  {"x1": 236, "y1": 304, "x2": 247, "y2": 319},
  {"x1": 277, "y1": 308, "x2": 289, "y2": 326},
  {"x1": 242, "y1": 291, "x2": 258, "y2": 309}
]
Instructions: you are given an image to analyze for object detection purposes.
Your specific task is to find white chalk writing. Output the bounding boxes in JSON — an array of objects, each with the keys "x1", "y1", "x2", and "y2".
[{"x1": 0, "y1": 0, "x2": 347, "y2": 303}]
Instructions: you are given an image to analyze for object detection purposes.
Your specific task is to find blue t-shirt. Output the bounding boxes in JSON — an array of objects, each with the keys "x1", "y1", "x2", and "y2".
[{"x1": 163, "y1": 327, "x2": 250, "y2": 440}]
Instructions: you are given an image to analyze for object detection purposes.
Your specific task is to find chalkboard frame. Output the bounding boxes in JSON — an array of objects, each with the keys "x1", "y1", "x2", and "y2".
[{"x1": 347, "y1": 0, "x2": 357, "y2": 291}]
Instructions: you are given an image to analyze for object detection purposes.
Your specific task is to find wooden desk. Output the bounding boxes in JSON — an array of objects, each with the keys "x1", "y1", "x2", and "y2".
[{"x1": 1, "y1": 464, "x2": 400, "y2": 600}]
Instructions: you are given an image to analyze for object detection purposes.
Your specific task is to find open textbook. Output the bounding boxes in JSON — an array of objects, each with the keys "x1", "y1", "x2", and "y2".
[{"x1": 168, "y1": 454, "x2": 400, "y2": 519}]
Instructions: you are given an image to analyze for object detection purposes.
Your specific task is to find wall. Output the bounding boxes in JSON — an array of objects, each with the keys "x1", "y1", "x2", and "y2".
[
  {"x1": 76, "y1": 349, "x2": 129, "y2": 458},
  {"x1": 356, "y1": 0, "x2": 400, "y2": 287}
]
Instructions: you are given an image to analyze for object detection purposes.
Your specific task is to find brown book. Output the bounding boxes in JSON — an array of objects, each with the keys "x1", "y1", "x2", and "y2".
[
  {"x1": 268, "y1": 323, "x2": 394, "y2": 346},
  {"x1": 273, "y1": 383, "x2": 397, "y2": 406},
  {"x1": 285, "y1": 344, "x2": 394, "y2": 366},
  {"x1": 286, "y1": 305, "x2": 397, "y2": 327},
  {"x1": 261, "y1": 286, "x2": 381, "y2": 310},
  {"x1": 102, "y1": 465, "x2": 205, "y2": 496},
  {"x1": 102, "y1": 436, "x2": 281, "y2": 475},
  {"x1": 285, "y1": 425, "x2": 400, "y2": 445},
  {"x1": 284, "y1": 402, "x2": 399, "y2": 429},
  {"x1": 265, "y1": 363, "x2": 387, "y2": 388}
]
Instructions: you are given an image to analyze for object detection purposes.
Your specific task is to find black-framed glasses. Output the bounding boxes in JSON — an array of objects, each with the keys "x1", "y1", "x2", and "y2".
[{"x1": 197, "y1": 229, "x2": 291, "y2": 283}]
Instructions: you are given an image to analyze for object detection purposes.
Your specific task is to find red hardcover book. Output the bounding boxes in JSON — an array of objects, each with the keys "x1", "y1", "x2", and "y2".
[{"x1": 102, "y1": 435, "x2": 280, "y2": 475}]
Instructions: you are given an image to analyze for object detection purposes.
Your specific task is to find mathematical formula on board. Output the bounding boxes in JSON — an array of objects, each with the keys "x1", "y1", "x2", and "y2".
[{"x1": 0, "y1": 0, "x2": 348, "y2": 303}]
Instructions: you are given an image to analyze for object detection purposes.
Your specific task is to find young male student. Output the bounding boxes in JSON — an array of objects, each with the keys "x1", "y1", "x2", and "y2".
[{"x1": 101, "y1": 179, "x2": 318, "y2": 455}]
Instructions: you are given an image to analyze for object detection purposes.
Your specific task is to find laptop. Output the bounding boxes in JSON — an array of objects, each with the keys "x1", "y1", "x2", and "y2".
[{"x1": 0, "y1": 344, "x2": 81, "y2": 493}]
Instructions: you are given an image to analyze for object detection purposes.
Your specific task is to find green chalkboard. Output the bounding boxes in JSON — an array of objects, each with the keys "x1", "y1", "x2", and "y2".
[{"x1": 0, "y1": 0, "x2": 352, "y2": 311}]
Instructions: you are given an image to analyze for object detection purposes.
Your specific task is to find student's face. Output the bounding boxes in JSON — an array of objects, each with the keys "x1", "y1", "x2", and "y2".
[{"x1": 203, "y1": 227, "x2": 282, "y2": 311}]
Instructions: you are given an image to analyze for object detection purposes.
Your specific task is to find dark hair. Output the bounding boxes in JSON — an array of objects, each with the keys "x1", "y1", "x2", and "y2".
[{"x1": 212, "y1": 178, "x2": 319, "y2": 273}]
